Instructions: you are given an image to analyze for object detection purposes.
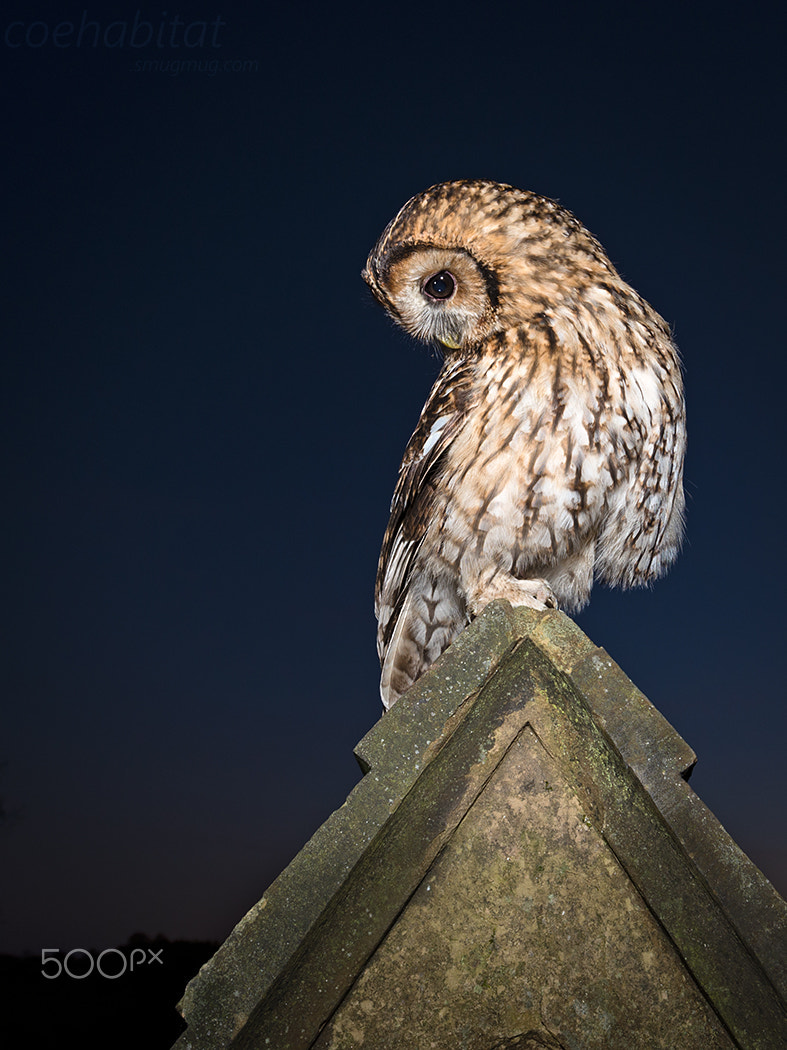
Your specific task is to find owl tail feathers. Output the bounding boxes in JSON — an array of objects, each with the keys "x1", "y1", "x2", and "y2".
[
  {"x1": 379, "y1": 583, "x2": 467, "y2": 711},
  {"x1": 379, "y1": 592, "x2": 423, "y2": 711}
]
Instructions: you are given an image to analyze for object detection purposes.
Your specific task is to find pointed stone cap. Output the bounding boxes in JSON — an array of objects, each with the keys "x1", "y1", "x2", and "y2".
[{"x1": 173, "y1": 603, "x2": 787, "y2": 1049}]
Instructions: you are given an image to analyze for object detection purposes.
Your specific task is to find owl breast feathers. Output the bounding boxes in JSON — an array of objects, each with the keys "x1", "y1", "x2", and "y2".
[{"x1": 364, "y1": 180, "x2": 686, "y2": 710}]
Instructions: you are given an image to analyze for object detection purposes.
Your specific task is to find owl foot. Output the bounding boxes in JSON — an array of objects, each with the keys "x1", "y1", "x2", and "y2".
[
  {"x1": 509, "y1": 577, "x2": 559, "y2": 611},
  {"x1": 466, "y1": 574, "x2": 558, "y2": 616}
]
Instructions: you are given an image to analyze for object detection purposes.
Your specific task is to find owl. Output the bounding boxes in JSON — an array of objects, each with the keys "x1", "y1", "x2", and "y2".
[{"x1": 364, "y1": 180, "x2": 686, "y2": 710}]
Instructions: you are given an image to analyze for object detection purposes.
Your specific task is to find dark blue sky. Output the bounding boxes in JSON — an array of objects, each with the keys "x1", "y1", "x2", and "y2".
[{"x1": 2, "y1": 2, "x2": 785, "y2": 957}]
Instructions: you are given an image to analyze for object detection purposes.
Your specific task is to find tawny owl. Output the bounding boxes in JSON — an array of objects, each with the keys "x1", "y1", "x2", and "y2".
[{"x1": 364, "y1": 180, "x2": 686, "y2": 710}]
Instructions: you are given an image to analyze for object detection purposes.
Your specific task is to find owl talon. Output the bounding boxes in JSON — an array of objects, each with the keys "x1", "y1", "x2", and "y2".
[
  {"x1": 466, "y1": 575, "x2": 558, "y2": 616},
  {"x1": 507, "y1": 577, "x2": 559, "y2": 612}
]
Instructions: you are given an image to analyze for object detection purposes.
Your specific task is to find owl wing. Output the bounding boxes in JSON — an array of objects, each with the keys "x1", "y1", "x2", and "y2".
[{"x1": 375, "y1": 357, "x2": 475, "y2": 705}]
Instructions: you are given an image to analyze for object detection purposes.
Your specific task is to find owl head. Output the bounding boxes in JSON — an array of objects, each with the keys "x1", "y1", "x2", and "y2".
[{"x1": 363, "y1": 179, "x2": 616, "y2": 353}]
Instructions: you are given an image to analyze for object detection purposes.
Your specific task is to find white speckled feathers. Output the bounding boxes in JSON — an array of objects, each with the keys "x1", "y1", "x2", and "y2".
[{"x1": 365, "y1": 181, "x2": 685, "y2": 709}]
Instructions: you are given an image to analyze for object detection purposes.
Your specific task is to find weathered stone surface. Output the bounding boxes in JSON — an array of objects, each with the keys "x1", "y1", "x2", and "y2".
[
  {"x1": 173, "y1": 603, "x2": 787, "y2": 1050},
  {"x1": 174, "y1": 601, "x2": 525, "y2": 1049},
  {"x1": 314, "y1": 725, "x2": 733, "y2": 1049}
]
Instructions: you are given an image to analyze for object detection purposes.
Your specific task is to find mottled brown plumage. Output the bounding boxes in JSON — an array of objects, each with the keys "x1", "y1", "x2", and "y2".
[{"x1": 364, "y1": 180, "x2": 686, "y2": 709}]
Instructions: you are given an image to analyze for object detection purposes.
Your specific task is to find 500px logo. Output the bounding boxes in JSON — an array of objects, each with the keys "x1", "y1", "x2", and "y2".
[
  {"x1": 4, "y1": 11, "x2": 227, "y2": 49},
  {"x1": 41, "y1": 946, "x2": 163, "y2": 979}
]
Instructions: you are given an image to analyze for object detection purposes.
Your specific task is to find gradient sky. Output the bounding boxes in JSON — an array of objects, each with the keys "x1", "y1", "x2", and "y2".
[{"x1": 2, "y1": 2, "x2": 786, "y2": 957}]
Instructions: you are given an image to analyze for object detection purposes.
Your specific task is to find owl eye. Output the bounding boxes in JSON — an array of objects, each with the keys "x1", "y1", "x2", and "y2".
[{"x1": 422, "y1": 271, "x2": 456, "y2": 301}]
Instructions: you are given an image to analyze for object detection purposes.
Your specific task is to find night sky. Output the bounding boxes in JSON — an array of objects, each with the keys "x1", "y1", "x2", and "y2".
[{"x1": 2, "y1": 2, "x2": 786, "y2": 961}]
